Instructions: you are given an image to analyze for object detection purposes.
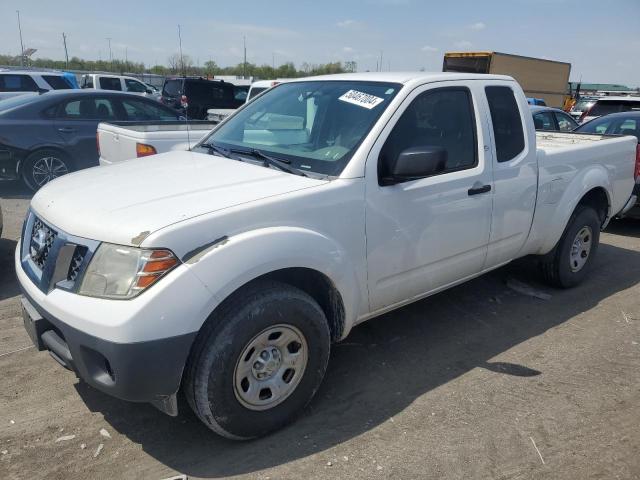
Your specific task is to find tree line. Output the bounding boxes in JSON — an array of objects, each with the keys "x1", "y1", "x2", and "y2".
[{"x1": 0, "y1": 53, "x2": 356, "y2": 79}]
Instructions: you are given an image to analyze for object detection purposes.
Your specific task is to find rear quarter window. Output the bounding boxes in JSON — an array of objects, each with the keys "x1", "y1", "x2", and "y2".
[
  {"x1": 42, "y1": 75, "x2": 73, "y2": 90},
  {"x1": 485, "y1": 86, "x2": 526, "y2": 162},
  {"x1": 163, "y1": 80, "x2": 182, "y2": 96},
  {"x1": 99, "y1": 77, "x2": 122, "y2": 91}
]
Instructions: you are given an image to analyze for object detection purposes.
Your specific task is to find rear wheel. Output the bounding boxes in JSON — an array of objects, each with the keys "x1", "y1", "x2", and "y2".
[
  {"x1": 22, "y1": 150, "x2": 72, "y2": 191},
  {"x1": 540, "y1": 205, "x2": 601, "y2": 288},
  {"x1": 183, "y1": 280, "x2": 331, "y2": 439}
]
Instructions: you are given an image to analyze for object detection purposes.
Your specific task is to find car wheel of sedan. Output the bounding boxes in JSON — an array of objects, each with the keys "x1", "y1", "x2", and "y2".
[
  {"x1": 183, "y1": 280, "x2": 331, "y2": 439},
  {"x1": 22, "y1": 150, "x2": 72, "y2": 191}
]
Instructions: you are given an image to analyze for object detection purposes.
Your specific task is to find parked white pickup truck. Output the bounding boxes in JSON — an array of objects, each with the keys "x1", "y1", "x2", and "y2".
[
  {"x1": 97, "y1": 121, "x2": 217, "y2": 164},
  {"x1": 17, "y1": 73, "x2": 638, "y2": 440}
]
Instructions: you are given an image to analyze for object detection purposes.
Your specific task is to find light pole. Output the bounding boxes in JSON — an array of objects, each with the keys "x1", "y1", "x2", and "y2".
[
  {"x1": 177, "y1": 24, "x2": 185, "y2": 76},
  {"x1": 62, "y1": 33, "x2": 69, "y2": 69},
  {"x1": 106, "y1": 37, "x2": 112, "y2": 70},
  {"x1": 16, "y1": 10, "x2": 25, "y2": 67},
  {"x1": 243, "y1": 36, "x2": 247, "y2": 79}
]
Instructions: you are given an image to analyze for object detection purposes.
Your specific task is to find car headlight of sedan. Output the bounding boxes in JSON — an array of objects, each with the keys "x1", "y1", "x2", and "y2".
[{"x1": 78, "y1": 243, "x2": 179, "y2": 299}]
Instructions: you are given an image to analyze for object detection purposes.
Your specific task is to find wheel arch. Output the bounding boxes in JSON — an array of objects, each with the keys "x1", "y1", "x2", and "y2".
[
  {"x1": 248, "y1": 268, "x2": 346, "y2": 342},
  {"x1": 534, "y1": 166, "x2": 613, "y2": 255},
  {"x1": 178, "y1": 226, "x2": 364, "y2": 343}
]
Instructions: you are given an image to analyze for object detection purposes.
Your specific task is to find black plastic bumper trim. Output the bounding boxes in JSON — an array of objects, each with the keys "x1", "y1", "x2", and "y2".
[{"x1": 20, "y1": 290, "x2": 198, "y2": 404}]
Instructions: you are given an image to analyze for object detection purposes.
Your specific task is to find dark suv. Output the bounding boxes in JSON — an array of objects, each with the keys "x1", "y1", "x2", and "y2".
[{"x1": 160, "y1": 77, "x2": 242, "y2": 119}]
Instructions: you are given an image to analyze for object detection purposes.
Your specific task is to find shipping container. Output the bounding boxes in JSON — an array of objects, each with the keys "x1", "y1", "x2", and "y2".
[{"x1": 443, "y1": 51, "x2": 571, "y2": 108}]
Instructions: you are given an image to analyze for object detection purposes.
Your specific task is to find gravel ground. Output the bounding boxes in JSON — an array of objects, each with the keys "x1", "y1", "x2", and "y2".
[{"x1": 1, "y1": 181, "x2": 639, "y2": 480}]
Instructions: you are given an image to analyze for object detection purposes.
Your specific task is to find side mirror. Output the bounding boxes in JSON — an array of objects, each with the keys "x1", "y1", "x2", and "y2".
[
  {"x1": 383, "y1": 146, "x2": 447, "y2": 185},
  {"x1": 146, "y1": 88, "x2": 153, "y2": 94}
]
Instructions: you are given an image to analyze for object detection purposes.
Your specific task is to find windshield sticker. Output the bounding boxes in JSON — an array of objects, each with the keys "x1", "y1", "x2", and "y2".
[{"x1": 338, "y1": 90, "x2": 385, "y2": 109}]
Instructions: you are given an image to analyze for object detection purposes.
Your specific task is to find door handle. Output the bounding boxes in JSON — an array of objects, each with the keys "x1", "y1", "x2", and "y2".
[
  {"x1": 58, "y1": 127, "x2": 76, "y2": 133},
  {"x1": 468, "y1": 184, "x2": 492, "y2": 196}
]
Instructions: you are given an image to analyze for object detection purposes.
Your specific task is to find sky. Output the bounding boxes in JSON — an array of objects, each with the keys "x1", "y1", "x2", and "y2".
[{"x1": 1, "y1": 0, "x2": 639, "y2": 85}]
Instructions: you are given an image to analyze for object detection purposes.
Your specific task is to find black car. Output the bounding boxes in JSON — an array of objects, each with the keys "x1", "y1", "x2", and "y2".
[
  {"x1": 574, "y1": 111, "x2": 640, "y2": 139},
  {"x1": 160, "y1": 77, "x2": 243, "y2": 119},
  {"x1": 0, "y1": 90, "x2": 181, "y2": 190}
]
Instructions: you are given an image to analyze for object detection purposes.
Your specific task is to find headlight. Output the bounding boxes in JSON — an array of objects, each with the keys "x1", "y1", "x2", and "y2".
[{"x1": 78, "y1": 243, "x2": 179, "y2": 299}]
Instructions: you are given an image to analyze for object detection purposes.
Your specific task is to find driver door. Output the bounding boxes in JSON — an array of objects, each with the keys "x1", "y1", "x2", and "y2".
[{"x1": 365, "y1": 82, "x2": 494, "y2": 311}]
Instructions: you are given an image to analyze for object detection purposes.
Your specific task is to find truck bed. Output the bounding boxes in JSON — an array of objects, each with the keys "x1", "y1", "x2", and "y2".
[
  {"x1": 526, "y1": 131, "x2": 637, "y2": 254},
  {"x1": 535, "y1": 131, "x2": 611, "y2": 149},
  {"x1": 98, "y1": 121, "x2": 216, "y2": 165},
  {"x1": 103, "y1": 120, "x2": 217, "y2": 133}
]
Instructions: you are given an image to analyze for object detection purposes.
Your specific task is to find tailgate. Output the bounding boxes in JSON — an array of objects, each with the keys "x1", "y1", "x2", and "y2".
[{"x1": 98, "y1": 123, "x2": 139, "y2": 164}]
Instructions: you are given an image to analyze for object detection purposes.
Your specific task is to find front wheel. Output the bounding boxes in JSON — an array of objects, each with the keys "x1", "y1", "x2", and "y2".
[
  {"x1": 183, "y1": 281, "x2": 331, "y2": 439},
  {"x1": 540, "y1": 205, "x2": 601, "y2": 288},
  {"x1": 22, "y1": 150, "x2": 72, "y2": 191}
]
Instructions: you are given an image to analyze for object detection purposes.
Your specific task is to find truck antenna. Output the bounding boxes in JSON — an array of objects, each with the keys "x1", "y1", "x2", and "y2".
[{"x1": 177, "y1": 24, "x2": 191, "y2": 149}]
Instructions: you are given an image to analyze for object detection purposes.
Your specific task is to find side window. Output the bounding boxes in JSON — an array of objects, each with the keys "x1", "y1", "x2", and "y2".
[
  {"x1": 485, "y1": 86, "x2": 525, "y2": 162},
  {"x1": 42, "y1": 75, "x2": 72, "y2": 90},
  {"x1": 94, "y1": 99, "x2": 117, "y2": 119},
  {"x1": 58, "y1": 98, "x2": 116, "y2": 120},
  {"x1": 99, "y1": 77, "x2": 122, "y2": 91},
  {"x1": 121, "y1": 99, "x2": 178, "y2": 120},
  {"x1": 612, "y1": 118, "x2": 639, "y2": 136},
  {"x1": 533, "y1": 112, "x2": 555, "y2": 130},
  {"x1": 379, "y1": 87, "x2": 477, "y2": 181},
  {"x1": 125, "y1": 79, "x2": 147, "y2": 93},
  {"x1": 0, "y1": 74, "x2": 39, "y2": 92},
  {"x1": 555, "y1": 112, "x2": 577, "y2": 132}
]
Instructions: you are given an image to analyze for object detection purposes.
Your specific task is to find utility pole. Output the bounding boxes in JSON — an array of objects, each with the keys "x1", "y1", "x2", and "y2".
[
  {"x1": 243, "y1": 36, "x2": 247, "y2": 79},
  {"x1": 272, "y1": 52, "x2": 275, "y2": 71},
  {"x1": 62, "y1": 33, "x2": 69, "y2": 68},
  {"x1": 379, "y1": 51, "x2": 383, "y2": 72},
  {"x1": 125, "y1": 47, "x2": 128, "y2": 71},
  {"x1": 16, "y1": 10, "x2": 25, "y2": 67},
  {"x1": 177, "y1": 24, "x2": 185, "y2": 76},
  {"x1": 106, "y1": 37, "x2": 112, "y2": 70}
]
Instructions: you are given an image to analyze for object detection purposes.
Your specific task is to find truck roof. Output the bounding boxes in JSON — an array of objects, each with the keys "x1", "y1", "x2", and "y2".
[{"x1": 293, "y1": 71, "x2": 515, "y2": 86}]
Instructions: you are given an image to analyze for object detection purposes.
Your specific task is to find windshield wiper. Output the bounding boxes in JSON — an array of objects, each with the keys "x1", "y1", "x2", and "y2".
[
  {"x1": 199, "y1": 142, "x2": 236, "y2": 160},
  {"x1": 228, "y1": 148, "x2": 307, "y2": 177}
]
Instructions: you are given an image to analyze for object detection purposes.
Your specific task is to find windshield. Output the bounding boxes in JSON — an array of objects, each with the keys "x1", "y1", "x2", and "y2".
[{"x1": 198, "y1": 80, "x2": 401, "y2": 176}]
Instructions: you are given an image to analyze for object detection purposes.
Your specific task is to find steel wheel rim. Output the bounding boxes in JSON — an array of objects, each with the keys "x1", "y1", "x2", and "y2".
[
  {"x1": 569, "y1": 226, "x2": 593, "y2": 272},
  {"x1": 32, "y1": 156, "x2": 68, "y2": 187},
  {"x1": 233, "y1": 324, "x2": 308, "y2": 411}
]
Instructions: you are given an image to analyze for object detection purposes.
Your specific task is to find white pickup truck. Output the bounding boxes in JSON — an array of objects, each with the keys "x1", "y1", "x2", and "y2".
[
  {"x1": 16, "y1": 73, "x2": 638, "y2": 440},
  {"x1": 97, "y1": 121, "x2": 217, "y2": 164}
]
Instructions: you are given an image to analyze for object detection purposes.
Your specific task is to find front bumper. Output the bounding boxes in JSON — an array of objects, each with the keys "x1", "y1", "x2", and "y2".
[
  {"x1": 20, "y1": 289, "x2": 196, "y2": 412},
  {"x1": 15, "y1": 212, "x2": 215, "y2": 413}
]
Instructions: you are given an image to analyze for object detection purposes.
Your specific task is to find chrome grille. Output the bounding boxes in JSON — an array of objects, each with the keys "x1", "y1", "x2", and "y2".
[
  {"x1": 29, "y1": 217, "x2": 57, "y2": 270},
  {"x1": 67, "y1": 246, "x2": 87, "y2": 282}
]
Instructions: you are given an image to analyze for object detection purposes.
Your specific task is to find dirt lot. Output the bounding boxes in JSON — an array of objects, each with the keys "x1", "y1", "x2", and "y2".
[{"x1": 1, "y1": 181, "x2": 639, "y2": 480}]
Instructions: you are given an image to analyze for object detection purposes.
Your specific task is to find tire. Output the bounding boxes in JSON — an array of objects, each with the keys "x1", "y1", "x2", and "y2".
[
  {"x1": 22, "y1": 149, "x2": 73, "y2": 191},
  {"x1": 183, "y1": 280, "x2": 331, "y2": 440},
  {"x1": 540, "y1": 205, "x2": 601, "y2": 288}
]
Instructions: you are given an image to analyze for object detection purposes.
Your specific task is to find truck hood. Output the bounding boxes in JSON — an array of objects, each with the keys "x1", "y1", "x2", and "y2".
[{"x1": 31, "y1": 151, "x2": 327, "y2": 246}]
